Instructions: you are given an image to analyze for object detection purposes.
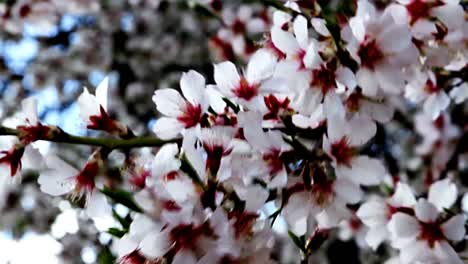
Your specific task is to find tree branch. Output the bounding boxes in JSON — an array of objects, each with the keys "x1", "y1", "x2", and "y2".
[{"x1": 0, "y1": 126, "x2": 177, "y2": 150}]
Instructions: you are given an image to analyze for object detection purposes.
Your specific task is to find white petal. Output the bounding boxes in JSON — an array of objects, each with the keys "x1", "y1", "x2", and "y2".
[
  {"x1": 334, "y1": 178, "x2": 362, "y2": 204},
  {"x1": 347, "y1": 115, "x2": 376, "y2": 146},
  {"x1": 95, "y1": 76, "x2": 109, "y2": 111},
  {"x1": 303, "y1": 41, "x2": 322, "y2": 69},
  {"x1": 152, "y1": 117, "x2": 185, "y2": 139},
  {"x1": 449, "y1": 83, "x2": 468, "y2": 104},
  {"x1": 246, "y1": 49, "x2": 276, "y2": 84},
  {"x1": 428, "y1": 179, "x2": 457, "y2": 211},
  {"x1": 375, "y1": 64, "x2": 405, "y2": 94},
  {"x1": 434, "y1": 241, "x2": 464, "y2": 264},
  {"x1": 326, "y1": 113, "x2": 347, "y2": 143},
  {"x1": 311, "y1": 18, "x2": 330, "y2": 37},
  {"x1": 293, "y1": 15, "x2": 308, "y2": 49},
  {"x1": 153, "y1": 89, "x2": 186, "y2": 117},
  {"x1": 423, "y1": 92, "x2": 450, "y2": 120},
  {"x1": 365, "y1": 226, "x2": 389, "y2": 250},
  {"x1": 283, "y1": 193, "x2": 311, "y2": 236},
  {"x1": 77, "y1": 88, "x2": 101, "y2": 121},
  {"x1": 389, "y1": 182, "x2": 416, "y2": 207},
  {"x1": 271, "y1": 26, "x2": 300, "y2": 55},
  {"x1": 377, "y1": 24, "x2": 411, "y2": 53},
  {"x1": 337, "y1": 156, "x2": 386, "y2": 186},
  {"x1": 213, "y1": 61, "x2": 241, "y2": 95},
  {"x1": 357, "y1": 199, "x2": 388, "y2": 227},
  {"x1": 356, "y1": 69, "x2": 379, "y2": 97},
  {"x1": 441, "y1": 215, "x2": 466, "y2": 242},
  {"x1": 86, "y1": 191, "x2": 112, "y2": 218},
  {"x1": 415, "y1": 199, "x2": 439, "y2": 223},
  {"x1": 139, "y1": 230, "x2": 171, "y2": 259},
  {"x1": 389, "y1": 213, "x2": 420, "y2": 238},
  {"x1": 180, "y1": 70, "x2": 206, "y2": 106},
  {"x1": 335, "y1": 67, "x2": 356, "y2": 90},
  {"x1": 20, "y1": 97, "x2": 38, "y2": 125}
]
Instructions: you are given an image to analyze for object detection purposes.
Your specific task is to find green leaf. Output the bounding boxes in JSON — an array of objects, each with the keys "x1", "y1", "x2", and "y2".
[
  {"x1": 112, "y1": 209, "x2": 131, "y2": 229},
  {"x1": 288, "y1": 230, "x2": 306, "y2": 252},
  {"x1": 107, "y1": 227, "x2": 127, "y2": 238},
  {"x1": 97, "y1": 247, "x2": 116, "y2": 264},
  {"x1": 100, "y1": 187, "x2": 143, "y2": 213}
]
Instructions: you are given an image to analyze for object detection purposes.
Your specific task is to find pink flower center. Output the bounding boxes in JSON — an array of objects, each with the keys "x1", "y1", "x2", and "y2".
[
  {"x1": 233, "y1": 77, "x2": 259, "y2": 101},
  {"x1": 0, "y1": 146, "x2": 24, "y2": 177},
  {"x1": 406, "y1": 0, "x2": 440, "y2": 24},
  {"x1": 263, "y1": 149, "x2": 283, "y2": 175},
  {"x1": 17, "y1": 123, "x2": 52, "y2": 145},
  {"x1": 419, "y1": 221, "x2": 445, "y2": 248},
  {"x1": 74, "y1": 161, "x2": 98, "y2": 197},
  {"x1": 358, "y1": 38, "x2": 384, "y2": 70},
  {"x1": 263, "y1": 94, "x2": 291, "y2": 120},
  {"x1": 311, "y1": 65, "x2": 337, "y2": 95},
  {"x1": 231, "y1": 19, "x2": 246, "y2": 34},
  {"x1": 129, "y1": 169, "x2": 150, "y2": 189},
  {"x1": 424, "y1": 79, "x2": 441, "y2": 94},
  {"x1": 228, "y1": 211, "x2": 258, "y2": 238},
  {"x1": 177, "y1": 103, "x2": 202, "y2": 128},
  {"x1": 330, "y1": 136, "x2": 354, "y2": 166},
  {"x1": 170, "y1": 223, "x2": 213, "y2": 252},
  {"x1": 19, "y1": 4, "x2": 31, "y2": 18},
  {"x1": 88, "y1": 106, "x2": 121, "y2": 133}
]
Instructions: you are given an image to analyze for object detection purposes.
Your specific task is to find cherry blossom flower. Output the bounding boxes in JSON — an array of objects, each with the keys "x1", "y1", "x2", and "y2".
[
  {"x1": 323, "y1": 113, "x2": 386, "y2": 186},
  {"x1": 38, "y1": 152, "x2": 111, "y2": 218},
  {"x1": 388, "y1": 179, "x2": 465, "y2": 264},
  {"x1": 357, "y1": 182, "x2": 417, "y2": 249},
  {"x1": 343, "y1": 0, "x2": 419, "y2": 96},
  {"x1": 153, "y1": 70, "x2": 208, "y2": 139},
  {"x1": 214, "y1": 48, "x2": 283, "y2": 109}
]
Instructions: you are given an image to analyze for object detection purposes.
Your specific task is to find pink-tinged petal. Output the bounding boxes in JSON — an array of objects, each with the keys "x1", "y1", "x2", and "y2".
[
  {"x1": 235, "y1": 185, "x2": 269, "y2": 212},
  {"x1": 95, "y1": 76, "x2": 109, "y2": 111},
  {"x1": 365, "y1": 225, "x2": 389, "y2": 250},
  {"x1": 293, "y1": 15, "x2": 308, "y2": 49},
  {"x1": 389, "y1": 182, "x2": 416, "y2": 207},
  {"x1": 428, "y1": 179, "x2": 457, "y2": 211},
  {"x1": 151, "y1": 143, "x2": 181, "y2": 179},
  {"x1": 213, "y1": 61, "x2": 241, "y2": 95},
  {"x1": 377, "y1": 24, "x2": 411, "y2": 53},
  {"x1": 271, "y1": 26, "x2": 300, "y2": 55},
  {"x1": 415, "y1": 199, "x2": 439, "y2": 223},
  {"x1": 246, "y1": 49, "x2": 276, "y2": 84},
  {"x1": 303, "y1": 41, "x2": 322, "y2": 69},
  {"x1": 356, "y1": 69, "x2": 379, "y2": 97},
  {"x1": 153, "y1": 89, "x2": 185, "y2": 117},
  {"x1": 180, "y1": 70, "x2": 206, "y2": 107},
  {"x1": 441, "y1": 215, "x2": 466, "y2": 242},
  {"x1": 347, "y1": 115, "x2": 376, "y2": 146},
  {"x1": 434, "y1": 241, "x2": 464, "y2": 264},
  {"x1": 272, "y1": 10, "x2": 291, "y2": 27},
  {"x1": 334, "y1": 178, "x2": 362, "y2": 204},
  {"x1": 389, "y1": 212, "x2": 420, "y2": 238},
  {"x1": 139, "y1": 230, "x2": 171, "y2": 259},
  {"x1": 348, "y1": 17, "x2": 366, "y2": 42},
  {"x1": 172, "y1": 250, "x2": 197, "y2": 264},
  {"x1": 357, "y1": 199, "x2": 388, "y2": 227},
  {"x1": 86, "y1": 191, "x2": 111, "y2": 218},
  {"x1": 423, "y1": 92, "x2": 450, "y2": 120},
  {"x1": 323, "y1": 93, "x2": 345, "y2": 119},
  {"x1": 152, "y1": 117, "x2": 185, "y2": 140},
  {"x1": 165, "y1": 179, "x2": 196, "y2": 204},
  {"x1": 338, "y1": 156, "x2": 385, "y2": 186},
  {"x1": 375, "y1": 64, "x2": 405, "y2": 94}
]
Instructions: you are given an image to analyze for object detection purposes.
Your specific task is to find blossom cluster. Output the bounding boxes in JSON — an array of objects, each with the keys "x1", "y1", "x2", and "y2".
[{"x1": 1, "y1": 0, "x2": 467, "y2": 263}]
